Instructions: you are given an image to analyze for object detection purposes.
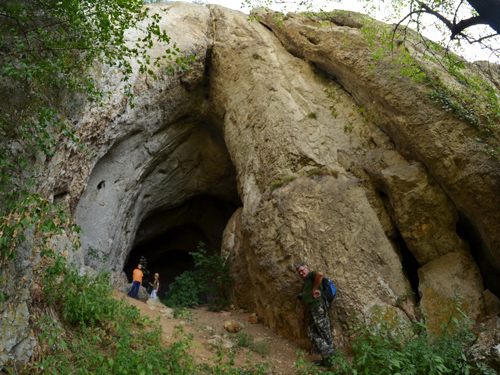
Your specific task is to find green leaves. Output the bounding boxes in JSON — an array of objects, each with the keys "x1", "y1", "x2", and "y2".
[
  {"x1": 35, "y1": 255, "x2": 196, "y2": 374},
  {"x1": 0, "y1": 0, "x2": 195, "y2": 287},
  {"x1": 164, "y1": 241, "x2": 233, "y2": 310}
]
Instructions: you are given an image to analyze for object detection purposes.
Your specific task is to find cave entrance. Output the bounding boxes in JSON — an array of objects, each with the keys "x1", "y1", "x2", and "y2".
[{"x1": 124, "y1": 195, "x2": 241, "y2": 300}]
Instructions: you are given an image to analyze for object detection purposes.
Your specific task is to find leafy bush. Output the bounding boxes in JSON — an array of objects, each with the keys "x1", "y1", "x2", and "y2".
[
  {"x1": 25, "y1": 254, "x2": 197, "y2": 374},
  {"x1": 164, "y1": 241, "x2": 233, "y2": 310},
  {"x1": 22, "y1": 254, "x2": 270, "y2": 375},
  {"x1": 164, "y1": 268, "x2": 205, "y2": 306},
  {"x1": 295, "y1": 297, "x2": 495, "y2": 375},
  {"x1": 43, "y1": 254, "x2": 118, "y2": 326}
]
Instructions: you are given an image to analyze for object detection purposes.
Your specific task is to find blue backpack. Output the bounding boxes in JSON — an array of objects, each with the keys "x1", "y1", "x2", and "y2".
[{"x1": 322, "y1": 277, "x2": 337, "y2": 304}]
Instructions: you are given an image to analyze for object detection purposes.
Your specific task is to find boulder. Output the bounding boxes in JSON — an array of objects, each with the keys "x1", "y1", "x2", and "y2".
[
  {"x1": 224, "y1": 321, "x2": 243, "y2": 333},
  {"x1": 418, "y1": 251, "x2": 485, "y2": 332}
]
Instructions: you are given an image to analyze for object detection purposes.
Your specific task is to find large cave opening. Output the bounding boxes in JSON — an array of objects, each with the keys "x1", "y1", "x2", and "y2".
[{"x1": 124, "y1": 194, "x2": 241, "y2": 300}]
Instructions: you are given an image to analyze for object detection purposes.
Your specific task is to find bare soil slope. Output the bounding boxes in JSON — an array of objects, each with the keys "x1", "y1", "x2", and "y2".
[{"x1": 116, "y1": 290, "x2": 319, "y2": 374}]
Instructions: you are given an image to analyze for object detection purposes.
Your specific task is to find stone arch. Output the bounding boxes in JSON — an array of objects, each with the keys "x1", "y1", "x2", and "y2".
[{"x1": 74, "y1": 116, "x2": 241, "y2": 281}]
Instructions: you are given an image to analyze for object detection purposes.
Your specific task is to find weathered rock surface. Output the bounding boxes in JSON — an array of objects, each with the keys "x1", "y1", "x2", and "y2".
[
  {"x1": 418, "y1": 251, "x2": 485, "y2": 332},
  {"x1": 364, "y1": 149, "x2": 468, "y2": 265},
  {"x1": 473, "y1": 317, "x2": 500, "y2": 372},
  {"x1": 255, "y1": 8, "x2": 500, "y2": 296},
  {"x1": 0, "y1": 239, "x2": 35, "y2": 368},
  {"x1": 3, "y1": 1, "x2": 500, "y2": 368}
]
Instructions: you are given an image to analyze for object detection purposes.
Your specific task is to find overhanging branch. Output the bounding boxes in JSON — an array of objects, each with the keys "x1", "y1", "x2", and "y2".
[
  {"x1": 416, "y1": 0, "x2": 489, "y2": 39},
  {"x1": 452, "y1": 15, "x2": 487, "y2": 38}
]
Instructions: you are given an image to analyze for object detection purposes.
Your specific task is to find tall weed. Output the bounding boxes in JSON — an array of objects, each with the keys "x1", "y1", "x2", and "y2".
[
  {"x1": 19, "y1": 253, "x2": 267, "y2": 375},
  {"x1": 295, "y1": 296, "x2": 495, "y2": 375}
]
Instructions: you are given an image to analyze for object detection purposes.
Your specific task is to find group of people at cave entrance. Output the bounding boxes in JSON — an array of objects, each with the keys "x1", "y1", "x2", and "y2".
[
  {"x1": 127, "y1": 263, "x2": 160, "y2": 300},
  {"x1": 126, "y1": 261, "x2": 335, "y2": 368}
]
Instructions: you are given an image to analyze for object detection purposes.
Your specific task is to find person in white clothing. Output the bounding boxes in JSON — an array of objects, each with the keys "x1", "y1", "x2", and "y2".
[{"x1": 149, "y1": 273, "x2": 160, "y2": 299}]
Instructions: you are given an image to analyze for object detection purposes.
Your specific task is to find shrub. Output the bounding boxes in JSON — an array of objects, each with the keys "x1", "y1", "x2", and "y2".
[
  {"x1": 164, "y1": 269, "x2": 205, "y2": 307},
  {"x1": 294, "y1": 296, "x2": 495, "y2": 375},
  {"x1": 43, "y1": 254, "x2": 118, "y2": 326},
  {"x1": 164, "y1": 241, "x2": 233, "y2": 310},
  {"x1": 28, "y1": 253, "x2": 199, "y2": 374},
  {"x1": 25, "y1": 252, "x2": 274, "y2": 375}
]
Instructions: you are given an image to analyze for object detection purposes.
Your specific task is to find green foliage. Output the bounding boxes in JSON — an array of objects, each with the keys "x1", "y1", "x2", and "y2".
[
  {"x1": 0, "y1": 194, "x2": 81, "y2": 301},
  {"x1": 197, "y1": 343, "x2": 271, "y2": 375},
  {"x1": 354, "y1": 18, "x2": 500, "y2": 160},
  {"x1": 0, "y1": 0, "x2": 183, "y2": 183},
  {"x1": 164, "y1": 241, "x2": 233, "y2": 310},
  {"x1": 20, "y1": 254, "x2": 272, "y2": 374},
  {"x1": 252, "y1": 52, "x2": 265, "y2": 61},
  {"x1": 233, "y1": 331, "x2": 272, "y2": 357},
  {"x1": 243, "y1": 0, "x2": 500, "y2": 63},
  {"x1": 25, "y1": 253, "x2": 198, "y2": 374},
  {"x1": 306, "y1": 112, "x2": 318, "y2": 119},
  {"x1": 173, "y1": 306, "x2": 193, "y2": 320},
  {"x1": 270, "y1": 175, "x2": 297, "y2": 190},
  {"x1": 0, "y1": 0, "x2": 192, "y2": 285},
  {"x1": 294, "y1": 296, "x2": 495, "y2": 375},
  {"x1": 245, "y1": 0, "x2": 500, "y2": 160},
  {"x1": 86, "y1": 246, "x2": 109, "y2": 263},
  {"x1": 164, "y1": 269, "x2": 204, "y2": 307},
  {"x1": 43, "y1": 254, "x2": 117, "y2": 326},
  {"x1": 426, "y1": 67, "x2": 500, "y2": 137}
]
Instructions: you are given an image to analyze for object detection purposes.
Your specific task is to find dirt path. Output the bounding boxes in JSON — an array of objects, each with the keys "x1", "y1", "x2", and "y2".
[{"x1": 115, "y1": 290, "x2": 320, "y2": 374}]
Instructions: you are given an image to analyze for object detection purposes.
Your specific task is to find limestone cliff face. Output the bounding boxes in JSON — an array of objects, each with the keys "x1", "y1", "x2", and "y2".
[{"x1": 3, "y1": 1, "x2": 500, "y2": 366}]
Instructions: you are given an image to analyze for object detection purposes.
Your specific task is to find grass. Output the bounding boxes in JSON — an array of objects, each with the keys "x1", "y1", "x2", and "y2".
[
  {"x1": 11, "y1": 251, "x2": 494, "y2": 375},
  {"x1": 233, "y1": 331, "x2": 272, "y2": 357},
  {"x1": 13, "y1": 252, "x2": 270, "y2": 375},
  {"x1": 270, "y1": 176, "x2": 297, "y2": 190},
  {"x1": 252, "y1": 53, "x2": 265, "y2": 61}
]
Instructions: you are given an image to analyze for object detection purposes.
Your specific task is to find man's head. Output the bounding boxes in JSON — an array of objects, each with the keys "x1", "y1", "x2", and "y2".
[
  {"x1": 296, "y1": 263, "x2": 309, "y2": 279},
  {"x1": 138, "y1": 264, "x2": 142, "y2": 269}
]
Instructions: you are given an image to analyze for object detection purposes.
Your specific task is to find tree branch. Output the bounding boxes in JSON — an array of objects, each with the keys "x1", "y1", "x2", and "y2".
[
  {"x1": 466, "y1": 0, "x2": 500, "y2": 34},
  {"x1": 416, "y1": 1, "x2": 454, "y2": 30},
  {"x1": 415, "y1": 0, "x2": 491, "y2": 39},
  {"x1": 452, "y1": 15, "x2": 487, "y2": 38}
]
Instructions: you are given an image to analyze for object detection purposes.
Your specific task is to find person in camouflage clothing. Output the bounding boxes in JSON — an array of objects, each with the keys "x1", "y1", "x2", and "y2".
[{"x1": 296, "y1": 263, "x2": 336, "y2": 367}]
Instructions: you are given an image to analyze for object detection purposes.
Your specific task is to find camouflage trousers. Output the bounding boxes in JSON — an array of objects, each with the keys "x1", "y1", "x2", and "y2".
[{"x1": 307, "y1": 304, "x2": 336, "y2": 359}]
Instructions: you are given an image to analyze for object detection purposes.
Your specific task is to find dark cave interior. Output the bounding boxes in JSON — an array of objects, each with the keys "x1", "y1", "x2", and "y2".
[
  {"x1": 124, "y1": 195, "x2": 241, "y2": 300},
  {"x1": 456, "y1": 211, "x2": 500, "y2": 298}
]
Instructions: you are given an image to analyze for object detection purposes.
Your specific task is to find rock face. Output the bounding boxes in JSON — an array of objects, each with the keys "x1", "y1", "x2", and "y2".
[
  {"x1": 0, "y1": 239, "x2": 35, "y2": 367},
  {"x1": 3, "y1": 1, "x2": 500, "y2": 367}
]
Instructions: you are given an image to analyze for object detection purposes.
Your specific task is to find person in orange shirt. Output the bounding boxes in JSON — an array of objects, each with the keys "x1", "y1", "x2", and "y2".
[{"x1": 127, "y1": 264, "x2": 143, "y2": 299}]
